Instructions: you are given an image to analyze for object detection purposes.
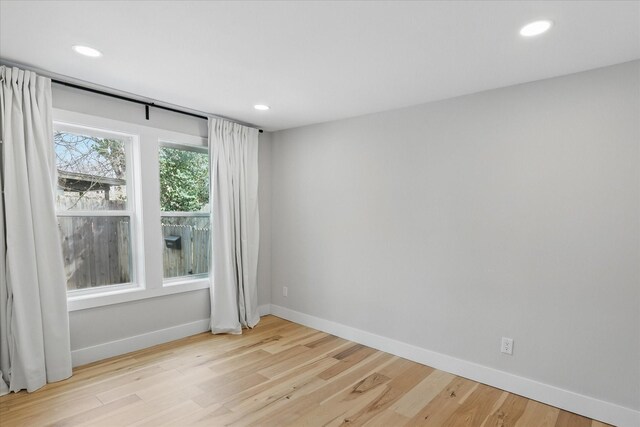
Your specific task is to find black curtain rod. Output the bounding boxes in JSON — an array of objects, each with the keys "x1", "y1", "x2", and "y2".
[{"x1": 52, "y1": 79, "x2": 264, "y2": 133}]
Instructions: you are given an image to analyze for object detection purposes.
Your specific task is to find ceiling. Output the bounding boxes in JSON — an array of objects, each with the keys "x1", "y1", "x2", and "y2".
[{"x1": 1, "y1": 1, "x2": 638, "y2": 131}]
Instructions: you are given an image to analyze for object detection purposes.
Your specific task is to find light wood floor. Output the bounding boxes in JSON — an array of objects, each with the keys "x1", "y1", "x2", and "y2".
[{"x1": 0, "y1": 315, "x2": 611, "y2": 427}]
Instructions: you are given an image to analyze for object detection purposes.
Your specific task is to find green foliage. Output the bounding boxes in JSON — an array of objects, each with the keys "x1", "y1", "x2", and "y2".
[{"x1": 159, "y1": 147, "x2": 209, "y2": 212}]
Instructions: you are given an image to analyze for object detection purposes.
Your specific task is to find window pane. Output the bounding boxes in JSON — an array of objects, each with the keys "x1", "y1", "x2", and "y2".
[
  {"x1": 159, "y1": 146, "x2": 209, "y2": 212},
  {"x1": 59, "y1": 216, "x2": 132, "y2": 290},
  {"x1": 162, "y1": 216, "x2": 210, "y2": 279},
  {"x1": 55, "y1": 131, "x2": 127, "y2": 211}
]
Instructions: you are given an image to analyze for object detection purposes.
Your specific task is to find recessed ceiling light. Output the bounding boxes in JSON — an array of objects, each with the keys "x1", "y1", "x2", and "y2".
[
  {"x1": 72, "y1": 45, "x2": 102, "y2": 58},
  {"x1": 519, "y1": 20, "x2": 553, "y2": 37},
  {"x1": 254, "y1": 104, "x2": 270, "y2": 111}
]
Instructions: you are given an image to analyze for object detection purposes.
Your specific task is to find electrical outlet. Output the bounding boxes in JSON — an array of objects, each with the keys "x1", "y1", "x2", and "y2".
[
  {"x1": 283, "y1": 286, "x2": 288, "y2": 297},
  {"x1": 501, "y1": 337, "x2": 514, "y2": 355}
]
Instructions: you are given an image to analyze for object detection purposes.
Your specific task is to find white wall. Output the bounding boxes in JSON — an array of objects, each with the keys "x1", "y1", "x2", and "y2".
[
  {"x1": 52, "y1": 85, "x2": 272, "y2": 355},
  {"x1": 258, "y1": 131, "x2": 273, "y2": 306},
  {"x1": 50, "y1": 60, "x2": 638, "y2": 423},
  {"x1": 270, "y1": 61, "x2": 640, "y2": 413}
]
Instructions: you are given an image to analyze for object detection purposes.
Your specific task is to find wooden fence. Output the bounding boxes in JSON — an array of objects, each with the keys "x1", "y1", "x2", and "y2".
[
  {"x1": 59, "y1": 217, "x2": 130, "y2": 290},
  {"x1": 161, "y1": 224, "x2": 211, "y2": 278},
  {"x1": 59, "y1": 217, "x2": 210, "y2": 289}
]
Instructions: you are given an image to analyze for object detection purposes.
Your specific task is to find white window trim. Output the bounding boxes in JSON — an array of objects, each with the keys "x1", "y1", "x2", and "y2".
[
  {"x1": 158, "y1": 140, "x2": 211, "y2": 284},
  {"x1": 66, "y1": 279, "x2": 210, "y2": 311},
  {"x1": 53, "y1": 109, "x2": 210, "y2": 312},
  {"x1": 54, "y1": 121, "x2": 143, "y2": 300},
  {"x1": 160, "y1": 212, "x2": 209, "y2": 217},
  {"x1": 160, "y1": 139, "x2": 207, "y2": 153}
]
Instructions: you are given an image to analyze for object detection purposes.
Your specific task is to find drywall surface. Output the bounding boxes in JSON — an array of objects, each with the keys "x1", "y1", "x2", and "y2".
[
  {"x1": 52, "y1": 84, "x2": 209, "y2": 137},
  {"x1": 69, "y1": 289, "x2": 210, "y2": 350},
  {"x1": 258, "y1": 131, "x2": 273, "y2": 307},
  {"x1": 270, "y1": 61, "x2": 640, "y2": 410},
  {"x1": 53, "y1": 85, "x2": 272, "y2": 352}
]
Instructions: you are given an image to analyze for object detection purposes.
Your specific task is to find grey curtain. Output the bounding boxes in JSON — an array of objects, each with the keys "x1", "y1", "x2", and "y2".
[
  {"x1": 0, "y1": 66, "x2": 72, "y2": 393},
  {"x1": 208, "y1": 118, "x2": 260, "y2": 334}
]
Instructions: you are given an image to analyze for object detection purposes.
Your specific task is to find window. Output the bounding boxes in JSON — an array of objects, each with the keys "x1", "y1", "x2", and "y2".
[
  {"x1": 159, "y1": 144, "x2": 210, "y2": 281},
  {"x1": 54, "y1": 123, "x2": 138, "y2": 292},
  {"x1": 52, "y1": 109, "x2": 210, "y2": 310}
]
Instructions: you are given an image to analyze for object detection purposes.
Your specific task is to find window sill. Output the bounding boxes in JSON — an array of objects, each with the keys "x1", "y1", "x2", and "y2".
[{"x1": 67, "y1": 279, "x2": 210, "y2": 312}]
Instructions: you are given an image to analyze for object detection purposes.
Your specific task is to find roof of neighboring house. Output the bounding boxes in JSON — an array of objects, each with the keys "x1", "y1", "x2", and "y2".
[{"x1": 58, "y1": 170, "x2": 125, "y2": 192}]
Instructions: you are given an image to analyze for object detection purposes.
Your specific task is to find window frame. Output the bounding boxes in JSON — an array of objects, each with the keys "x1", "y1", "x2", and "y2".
[
  {"x1": 158, "y1": 140, "x2": 211, "y2": 285},
  {"x1": 53, "y1": 109, "x2": 210, "y2": 312},
  {"x1": 53, "y1": 121, "x2": 142, "y2": 298}
]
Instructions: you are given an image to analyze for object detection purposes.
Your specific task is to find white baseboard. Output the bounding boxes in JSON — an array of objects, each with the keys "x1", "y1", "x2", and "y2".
[
  {"x1": 268, "y1": 304, "x2": 639, "y2": 427},
  {"x1": 258, "y1": 303, "x2": 271, "y2": 317},
  {"x1": 71, "y1": 319, "x2": 211, "y2": 367},
  {"x1": 71, "y1": 305, "x2": 273, "y2": 368}
]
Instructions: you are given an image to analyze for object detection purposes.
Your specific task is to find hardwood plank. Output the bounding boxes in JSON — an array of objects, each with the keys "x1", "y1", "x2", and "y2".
[
  {"x1": 440, "y1": 383, "x2": 504, "y2": 427},
  {"x1": 247, "y1": 352, "x2": 395, "y2": 426},
  {"x1": 1, "y1": 395, "x2": 103, "y2": 426},
  {"x1": 258, "y1": 338, "x2": 351, "y2": 379},
  {"x1": 391, "y1": 368, "x2": 452, "y2": 417},
  {"x1": 317, "y1": 344, "x2": 379, "y2": 380},
  {"x1": 362, "y1": 409, "x2": 410, "y2": 426},
  {"x1": 95, "y1": 369, "x2": 179, "y2": 404},
  {"x1": 192, "y1": 372, "x2": 270, "y2": 408},
  {"x1": 79, "y1": 385, "x2": 200, "y2": 427},
  {"x1": 0, "y1": 364, "x2": 166, "y2": 413},
  {"x1": 555, "y1": 410, "x2": 594, "y2": 427},
  {"x1": 514, "y1": 399, "x2": 561, "y2": 427},
  {"x1": 0, "y1": 316, "x2": 609, "y2": 427},
  {"x1": 156, "y1": 402, "x2": 225, "y2": 426},
  {"x1": 49, "y1": 394, "x2": 142, "y2": 427},
  {"x1": 338, "y1": 359, "x2": 433, "y2": 426},
  {"x1": 482, "y1": 392, "x2": 529, "y2": 426},
  {"x1": 260, "y1": 329, "x2": 327, "y2": 354},
  {"x1": 483, "y1": 391, "x2": 510, "y2": 424},
  {"x1": 404, "y1": 376, "x2": 479, "y2": 426},
  {"x1": 288, "y1": 373, "x2": 391, "y2": 426},
  {"x1": 130, "y1": 400, "x2": 202, "y2": 427},
  {"x1": 225, "y1": 356, "x2": 339, "y2": 414}
]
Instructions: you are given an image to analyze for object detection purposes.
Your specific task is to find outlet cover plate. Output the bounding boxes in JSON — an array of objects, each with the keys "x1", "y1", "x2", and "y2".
[{"x1": 501, "y1": 337, "x2": 514, "y2": 355}]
